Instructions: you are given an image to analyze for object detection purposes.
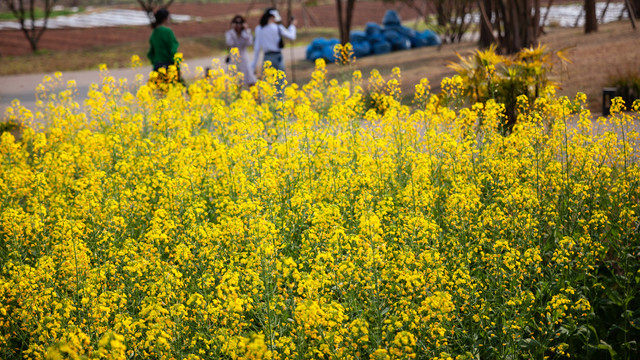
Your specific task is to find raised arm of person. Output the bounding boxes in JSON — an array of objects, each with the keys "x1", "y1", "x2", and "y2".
[
  {"x1": 278, "y1": 21, "x2": 297, "y2": 41},
  {"x1": 239, "y1": 28, "x2": 253, "y2": 47},
  {"x1": 226, "y1": 28, "x2": 252, "y2": 48}
]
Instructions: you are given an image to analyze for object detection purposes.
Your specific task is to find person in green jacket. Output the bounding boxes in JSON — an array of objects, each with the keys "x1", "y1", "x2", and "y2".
[{"x1": 147, "y1": 8, "x2": 179, "y2": 72}]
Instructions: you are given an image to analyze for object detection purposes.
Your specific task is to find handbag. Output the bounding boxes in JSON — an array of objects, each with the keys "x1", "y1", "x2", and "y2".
[{"x1": 278, "y1": 27, "x2": 284, "y2": 49}]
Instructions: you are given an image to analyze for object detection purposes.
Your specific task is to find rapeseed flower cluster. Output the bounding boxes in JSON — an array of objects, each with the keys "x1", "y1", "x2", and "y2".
[{"x1": 0, "y1": 54, "x2": 639, "y2": 360}]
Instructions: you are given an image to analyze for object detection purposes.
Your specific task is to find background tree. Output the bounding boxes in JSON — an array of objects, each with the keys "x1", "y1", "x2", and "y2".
[
  {"x1": 631, "y1": 0, "x2": 640, "y2": 18},
  {"x1": 137, "y1": 0, "x2": 174, "y2": 25},
  {"x1": 335, "y1": 0, "x2": 356, "y2": 45},
  {"x1": 585, "y1": 0, "x2": 598, "y2": 33},
  {"x1": 478, "y1": 0, "x2": 541, "y2": 54},
  {"x1": 1, "y1": 0, "x2": 59, "y2": 52},
  {"x1": 478, "y1": 0, "x2": 494, "y2": 46},
  {"x1": 432, "y1": 0, "x2": 474, "y2": 43},
  {"x1": 336, "y1": 0, "x2": 356, "y2": 45}
]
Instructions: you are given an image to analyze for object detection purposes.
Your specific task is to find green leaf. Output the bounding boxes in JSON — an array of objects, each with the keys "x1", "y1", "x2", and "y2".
[
  {"x1": 605, "y1": 289, "x2": 625, "y2": 306},
  {"x1": 621, "y1": 340, "x2": 637, "y2": 351},
  {"x1": 575, "y1": 325, "x2": 592, "y2": 341},
  {"x1": 555, "y1": 326, "x2": 570, "y2": 337},
  {"x1": 518, "y1": 338, "x2": 542, "y2": 351},
  {"x1": 610, "y1": 324, "x2": 629, "y2": 334},
  {"x1": 596, "y1": 340, "x2": 617, "y2": 358}
]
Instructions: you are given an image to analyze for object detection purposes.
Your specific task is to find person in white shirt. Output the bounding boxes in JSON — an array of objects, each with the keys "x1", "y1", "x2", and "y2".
[
  {"x1": 225, "y1": 15, "x2": 256, "y2": 86},
  {"x1": 250, "y1": 8, "x2": 297, "y2": 78}
]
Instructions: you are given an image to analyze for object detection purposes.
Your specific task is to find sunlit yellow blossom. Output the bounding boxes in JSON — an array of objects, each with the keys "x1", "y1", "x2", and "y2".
[{"x1": 0, "y1": 51, "x2": 637, "y2": 360}]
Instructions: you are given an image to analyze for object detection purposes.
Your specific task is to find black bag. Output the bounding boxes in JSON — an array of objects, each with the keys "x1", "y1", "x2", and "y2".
[
  {"x1": 225, "y1": 47, "x2": 231, "y2": 63},
  {"x1": 278, "y1": 27, "x2": 284, "y2": 49}
]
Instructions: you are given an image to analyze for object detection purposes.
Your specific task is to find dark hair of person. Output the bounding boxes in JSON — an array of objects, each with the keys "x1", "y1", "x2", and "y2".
[
  {"x1": 259, "y1": 8, "x2": 276, "y2": 27},
  {"x1": 153, "y1": 8, "x2": 170, "y2": 29},
  {"x1": 231, "y1": 15, "x2": 245, "y2": 25}
]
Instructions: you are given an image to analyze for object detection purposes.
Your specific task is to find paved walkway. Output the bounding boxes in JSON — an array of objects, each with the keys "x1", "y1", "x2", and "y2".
[{"x1": 0, "y1": 45, "x2": 308, "y2": 119}]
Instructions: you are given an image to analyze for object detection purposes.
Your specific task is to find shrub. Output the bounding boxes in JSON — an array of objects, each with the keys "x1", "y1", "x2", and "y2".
[{"x1": 447, "y1": 44, "x2": 570, "y2": 133}]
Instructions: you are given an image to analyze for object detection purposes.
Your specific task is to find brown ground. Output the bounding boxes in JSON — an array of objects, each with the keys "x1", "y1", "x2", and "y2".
[
  {"x1": 1, "y1": 1, "x2": 639, "y2": 112},
  {"x1": 540, "y1": 21, "x2": 640, "y2": 111},
  {"x1": 0, "y1": 1, "x2": 419, "y2": 56},
  {"x1": 296, "y1": 19, "x2": 640, "y2": 112}
]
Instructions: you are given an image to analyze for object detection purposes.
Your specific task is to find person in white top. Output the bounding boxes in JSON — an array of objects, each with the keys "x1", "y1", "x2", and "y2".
[
  {"x1": 250, "y1": 8, "x2": 297, "y2": 77},
  {"x1": 225, "y1": 15, "x2": 256, "y2": 86}
]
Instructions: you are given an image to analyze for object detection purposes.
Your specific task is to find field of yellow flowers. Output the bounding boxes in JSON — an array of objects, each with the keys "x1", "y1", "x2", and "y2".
[{"x1": 1, "y1": 49, "x2": 639, "y2": 360}]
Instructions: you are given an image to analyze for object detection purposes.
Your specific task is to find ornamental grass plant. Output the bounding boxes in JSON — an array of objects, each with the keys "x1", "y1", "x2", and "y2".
[{"x1": 0, "y1": 49, "x2": 639, "y2": 359}]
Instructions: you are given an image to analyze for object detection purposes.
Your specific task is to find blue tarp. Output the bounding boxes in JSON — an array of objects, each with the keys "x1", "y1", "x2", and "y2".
[
  {"x1": 352, "y1": 41, "x2": 372, "y2": 58},
  {"x1": 305, "y1": 10, "x2": 441, "y2": 62},
  {"x1": 382, "y1": 9, "x2": 402, "y2": 27},
  {"x1": 306, "y1": 37, "x2": 340, "y2": 62},
  {"x1": 365, "y1": 22, "x2": 383, "y2": 37}
]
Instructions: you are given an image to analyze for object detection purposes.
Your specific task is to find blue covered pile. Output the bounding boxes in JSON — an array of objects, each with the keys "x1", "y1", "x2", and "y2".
[{"x1": 305, "y1": 10, "x2": 441, "y2": 62}]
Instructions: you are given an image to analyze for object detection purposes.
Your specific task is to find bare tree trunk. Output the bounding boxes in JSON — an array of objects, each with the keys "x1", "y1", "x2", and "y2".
[
  {"x1": 483, "y1": 0, "x2": 540, "y2": 53},
  {"x1": 432, "y1": 0, "x2": 473, "y2": 44},
  {"x1": 336, "y1": 0, "x2": 346, "y2": 44},
  {"x1": 529, "y1": 0, "x2": 542, "y2": 41},
  {"x1": 454, "y1": 1, "x2": 472, "y2": 42},
  {"x1": 435, "y1": 0, "x2": 446, "y2": 27},
  {"x1": 599, "y1": 0, "x2": 611, "y2": 22},
  {"x1": 478, "y1": 0, "x2": 495, "y2": 47},
  {"x1": 540, "y1": 0, "x2": 554, "y2": 34},
  {"x1": 495, "y1": 0, "x2": 507, "y2": 50},
  {"x1": 585, "y1": 0, "x2": 598, "y2": 33},
  {"x1": 335, "y1": 0, "x2": 356, "y2": 45},
  {"x1": 633, "y1": 0, "x2": 640, "y2": 18},
  {"x1": 346, "y1": 0, "x2": 355, "y2": 41},
  {"x1": 505, "y1": 1, "x2": 519, "y2": 53},
  {"x1": 626, "y1": 0, "x2": 637, "y2": 29}
]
